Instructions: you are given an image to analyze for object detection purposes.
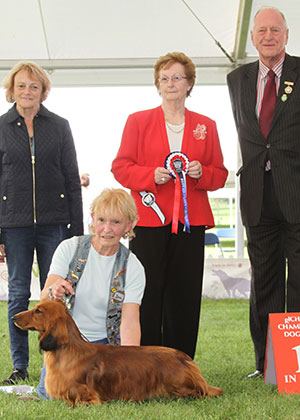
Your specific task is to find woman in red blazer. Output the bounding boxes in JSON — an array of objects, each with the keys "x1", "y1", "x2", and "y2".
[{"x1": 112, "y1": 52, "x2": 227, "y2": 359}]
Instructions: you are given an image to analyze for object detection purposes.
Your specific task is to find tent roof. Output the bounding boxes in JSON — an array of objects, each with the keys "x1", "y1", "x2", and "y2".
[{"x1": 0, "y1": 0, "x2": 299, "y2": 86}]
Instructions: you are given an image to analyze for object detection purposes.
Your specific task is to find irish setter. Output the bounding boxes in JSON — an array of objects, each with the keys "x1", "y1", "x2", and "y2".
[{"x1": 13, "y1": 300, "x2": 223, "y2": 406}]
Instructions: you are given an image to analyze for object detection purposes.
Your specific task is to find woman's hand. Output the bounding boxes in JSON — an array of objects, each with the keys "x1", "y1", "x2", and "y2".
[
  {"x1": 188, "y1": 160, "x2": 202, "y2": 181},
  {"x1": 40, "y1": 274, "x2": 75, "y2": 302},
  {"x1": 0, "y1": 244, "x2": 6, "y2": 263},
  {"x1": 50, "y1": 278, "x2": 74, "y2": 301},
  {"x1": 154, "y1": 167, "x2": 172, "y2": 185}
]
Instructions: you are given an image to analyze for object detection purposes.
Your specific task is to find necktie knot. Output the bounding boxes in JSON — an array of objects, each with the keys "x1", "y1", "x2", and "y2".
[{"x1": 268, "y1": 69, "x2": 275, "y2": 80}]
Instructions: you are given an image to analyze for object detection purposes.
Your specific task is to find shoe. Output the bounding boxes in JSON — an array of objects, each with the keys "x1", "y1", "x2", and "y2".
[
  {"x1": 247, "y1": 369, "x2": 263, "y2": 378},
  {"x1": 3, "y1": 369, "x2": 29, "y2": 385}
]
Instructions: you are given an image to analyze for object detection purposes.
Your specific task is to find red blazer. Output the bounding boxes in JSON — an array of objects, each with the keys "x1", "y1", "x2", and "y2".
[{"x1": 111, "y1": 106, "x2": 228, "y2": 228}]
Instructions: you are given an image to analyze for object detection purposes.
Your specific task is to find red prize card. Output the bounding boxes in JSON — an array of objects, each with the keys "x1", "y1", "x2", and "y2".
[{"x1": 265, "y1": 312, "x2": 300, "y2": 394}]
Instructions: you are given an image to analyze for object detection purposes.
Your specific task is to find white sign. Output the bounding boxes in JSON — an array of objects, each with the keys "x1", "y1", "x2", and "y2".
[{"x1": 202, "y1": 258, "x2": 251, "y2": 299}]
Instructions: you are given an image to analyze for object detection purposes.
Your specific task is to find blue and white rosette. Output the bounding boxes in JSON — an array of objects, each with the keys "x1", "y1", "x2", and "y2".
[{"x1": 165, "y1": 151, "x2": 190, "y2": 234}]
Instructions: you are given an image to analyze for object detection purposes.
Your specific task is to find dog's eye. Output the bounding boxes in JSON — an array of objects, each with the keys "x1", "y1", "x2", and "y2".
[{"x1": 34, "y1": 308, "x2": 42, "y2": 314}]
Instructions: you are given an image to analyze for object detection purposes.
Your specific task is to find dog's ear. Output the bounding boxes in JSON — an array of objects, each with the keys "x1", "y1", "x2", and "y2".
[
  {"x1": 39, "y1": 308, "x2": 70, "y2": 351},
  {"x1": 39, "y1": 330, "x2": 59, "y2": 351}
]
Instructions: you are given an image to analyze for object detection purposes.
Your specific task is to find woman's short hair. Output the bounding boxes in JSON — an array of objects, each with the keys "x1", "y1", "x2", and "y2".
[
  {"x1": 2, "y1": 61, "x2": 51, "y2": 103},
  {"x1": 154, "y1": 52, "x2": 196, "y2": 97},
  {"x1": 90, "y1": 188, "x2": 138, "y2": 240}
]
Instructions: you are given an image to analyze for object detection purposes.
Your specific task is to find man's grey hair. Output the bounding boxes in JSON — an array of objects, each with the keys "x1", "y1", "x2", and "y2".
[{"x1": 253, "y1": 6, "x2": 288, "y2": 29}]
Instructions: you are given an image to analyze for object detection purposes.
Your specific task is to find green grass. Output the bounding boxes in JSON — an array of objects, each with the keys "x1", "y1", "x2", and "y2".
[{"x1": 0, "y1": 299, "x2": 300, "y2": 419}]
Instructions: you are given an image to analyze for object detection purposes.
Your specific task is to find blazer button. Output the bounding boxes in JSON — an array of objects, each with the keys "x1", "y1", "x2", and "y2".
[
  {"x1": 266, "y1": 144, "x2": 271, "y2": 149},
  {"x1": 2, "y1": 196, "x2": 7, "y2": 200},
  {"x1": 60, "y1": 194, "x2": 65, "y2": 198}
]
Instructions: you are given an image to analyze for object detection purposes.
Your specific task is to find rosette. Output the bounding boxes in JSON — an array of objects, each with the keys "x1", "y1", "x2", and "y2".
[{"x1": 165, "y1": 151, "x2": 190, "y2": 234}]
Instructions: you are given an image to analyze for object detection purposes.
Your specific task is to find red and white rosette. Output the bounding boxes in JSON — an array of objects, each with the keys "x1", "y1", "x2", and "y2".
[{"x1": 165, "y1": 151, "x2": 190, "y2": 234}]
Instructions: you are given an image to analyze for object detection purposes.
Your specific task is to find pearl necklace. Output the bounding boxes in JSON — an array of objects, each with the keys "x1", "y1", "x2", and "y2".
[{"x1": 166, "y1": 121, "x2": 185, "y2": 134}]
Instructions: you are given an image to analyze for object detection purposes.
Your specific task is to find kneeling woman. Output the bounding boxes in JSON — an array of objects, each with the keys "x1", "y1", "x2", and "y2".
[{"x1": 37, "y1": 188, "x2": 146, "y2": 398}]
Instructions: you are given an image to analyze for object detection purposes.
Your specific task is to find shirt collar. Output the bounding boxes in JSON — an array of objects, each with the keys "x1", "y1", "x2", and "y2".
[
  {"x1": 259, "y1": 56, "x2": 285, "y2": 79},
  {"x1": 6, "y1": 103, "x2": 50, "y2": 123}
]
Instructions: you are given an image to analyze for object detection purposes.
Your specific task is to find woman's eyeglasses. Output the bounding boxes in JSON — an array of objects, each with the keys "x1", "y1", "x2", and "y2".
[{"x1": 159, "y1": 75, "x2": 188, "y2": 83}]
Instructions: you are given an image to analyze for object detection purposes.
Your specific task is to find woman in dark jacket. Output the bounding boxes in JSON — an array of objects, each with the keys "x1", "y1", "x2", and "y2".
[{"x1": 0, "y1": 61, "x2": 83, "y2": 384}]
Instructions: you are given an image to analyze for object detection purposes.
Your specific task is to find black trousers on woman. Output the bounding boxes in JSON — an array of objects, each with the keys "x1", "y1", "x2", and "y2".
[{"x1": 129, "y1": 222, "x2": 205, "y2": 359}]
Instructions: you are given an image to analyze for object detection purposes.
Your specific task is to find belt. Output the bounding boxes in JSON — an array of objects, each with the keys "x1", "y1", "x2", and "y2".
[{"x1": 139, "y1": 191, "x2": 165, "y2": 225}]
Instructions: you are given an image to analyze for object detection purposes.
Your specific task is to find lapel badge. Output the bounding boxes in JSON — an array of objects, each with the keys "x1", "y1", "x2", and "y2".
[
  {"x1": 281, "y1": 94, "x2": 287, "y2": 102},
  {"x1": 284, "y1": 81, "x2": 294, "y2": 95},
  {"x1": 193, "y1": 123, "x2": 207, "y2": 140},
  {"x1": 114, "y1": 268, "x2": 126, "y2": 279},
  {"x1": 113, "y1": 290, "x2": 125, "y2": 303}
]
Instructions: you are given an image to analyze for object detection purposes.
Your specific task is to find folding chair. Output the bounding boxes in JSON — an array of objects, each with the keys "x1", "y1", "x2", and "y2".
[
  {"x1": 216, "y1": 228, "x2": 236, "y2": 252},
  {"x1": 205, "y1": 232, "x2": 224, "y2": 257}
]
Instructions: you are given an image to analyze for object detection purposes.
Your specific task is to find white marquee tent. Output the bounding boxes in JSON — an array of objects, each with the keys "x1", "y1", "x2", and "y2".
[
  {"x1": 0, "y1": 0, "x2": 299, "y2": 87},
  {"x1": 0, "y1": 0, "x2": 299, "y2": 258}
]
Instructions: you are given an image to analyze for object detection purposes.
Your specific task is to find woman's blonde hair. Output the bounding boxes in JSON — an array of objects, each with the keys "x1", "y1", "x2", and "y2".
[
  {"x1": 2, "y1": 61, "x2": 51, "y2": 103},
  {"x1": 90, "y1": 188, "x2": 138, "y2": 240},
  {"x1": 154, "y1": 52, "x2": 196, "y2": 97}
]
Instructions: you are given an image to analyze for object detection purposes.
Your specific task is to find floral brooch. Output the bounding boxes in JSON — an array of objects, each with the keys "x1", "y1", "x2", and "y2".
[{"x1": 193, "y1": 123, "x2": 207, "y2": 140}]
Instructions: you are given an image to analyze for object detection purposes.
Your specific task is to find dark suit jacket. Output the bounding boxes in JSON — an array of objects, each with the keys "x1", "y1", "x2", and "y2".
[{"x1": 227, "y1": 54, "x2": 300, "y2": 226}]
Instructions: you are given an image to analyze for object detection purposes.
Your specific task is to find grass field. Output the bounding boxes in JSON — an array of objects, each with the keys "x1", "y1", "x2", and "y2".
[{"x1": 0, "y1": 299, "x2": 299, "y2": 420}]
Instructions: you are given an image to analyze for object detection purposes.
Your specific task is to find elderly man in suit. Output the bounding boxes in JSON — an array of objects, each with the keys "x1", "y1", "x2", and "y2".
[{"x1": 227, "y1": 6, "x2": 300, "y2": 378}]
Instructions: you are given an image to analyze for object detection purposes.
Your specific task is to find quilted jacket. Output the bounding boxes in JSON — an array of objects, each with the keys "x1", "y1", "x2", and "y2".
[{"x1": 0, "y1": 104, "x2": 83, "y2": 236}]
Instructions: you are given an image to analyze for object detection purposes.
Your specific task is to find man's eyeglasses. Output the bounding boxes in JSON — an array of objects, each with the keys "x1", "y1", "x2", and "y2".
[{"x1": 159, "y1": 75, "x2": 188, "y2": 84}]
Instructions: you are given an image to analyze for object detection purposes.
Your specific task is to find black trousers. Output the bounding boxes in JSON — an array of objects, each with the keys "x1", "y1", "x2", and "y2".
[
  {"x1": 129, "y1": 222, "x2": 205, "y2": 359},
  {"x1": 246, "y1": 171, "x2": 300, "y2": 370}
]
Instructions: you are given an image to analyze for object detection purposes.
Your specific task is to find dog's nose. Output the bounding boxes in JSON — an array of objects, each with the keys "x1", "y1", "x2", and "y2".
[{"x1": 12, "y1": 315, "x2": 18, "y2": 322}]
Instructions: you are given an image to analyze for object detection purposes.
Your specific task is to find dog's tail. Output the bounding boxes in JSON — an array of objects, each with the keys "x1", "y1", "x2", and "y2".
[
  {"x1": 185, "y1": 359, "x2": 223, "y2": 397},
  {"x1": 206, "y1": 385, "x2": 223, "y2": 397}
]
